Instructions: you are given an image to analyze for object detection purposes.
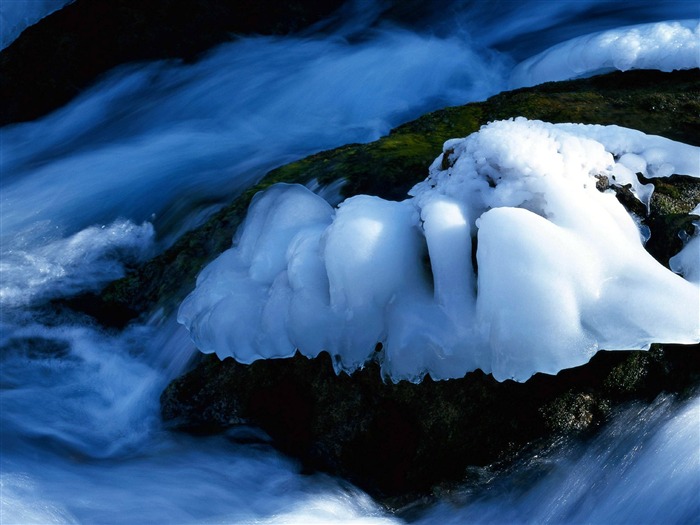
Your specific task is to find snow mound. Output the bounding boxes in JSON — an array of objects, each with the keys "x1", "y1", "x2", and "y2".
[
  {"x1": 510, "y1": 20, "x2": 700, "y2": 88},
  {"x1": 179, "y1": 118, "x2": 700, "y2": 382}
]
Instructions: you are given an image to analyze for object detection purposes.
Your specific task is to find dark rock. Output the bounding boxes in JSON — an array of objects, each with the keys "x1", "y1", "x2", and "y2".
[
  {"x1": 541, "y1": 392, "x2": 610, "y2": 433},
  {"x1": 609, "y1": 182, "x2": 648, "y2": 218},
  {"x1": 642, "y1": 174, "x2": 700, "y2": 267},
  {"x1": 161, "y1": 344, "x2": 700, "y2": 499},
  {"x1": 51, "y1": 292, "x2": 140, "y2": 330}
]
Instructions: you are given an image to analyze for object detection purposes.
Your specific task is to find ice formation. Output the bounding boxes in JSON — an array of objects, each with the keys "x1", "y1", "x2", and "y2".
[
  {"x1": 179, "y1": 118, "x2": 700, "y2": 382},
  {"x1": 670, "y1": 213, "x2": 700, "y2": 286},
  {"x1": 510, "y1": 20, "x2": 700, "y2": 88}
]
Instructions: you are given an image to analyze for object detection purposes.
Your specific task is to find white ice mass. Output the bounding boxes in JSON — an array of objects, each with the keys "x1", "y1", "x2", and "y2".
[
  {"x1": 179, "y1": 118, "x2": 700, "y2": 382},
  {"x1": 510, "y1": 20, "x2": 700, "y2": 88}
]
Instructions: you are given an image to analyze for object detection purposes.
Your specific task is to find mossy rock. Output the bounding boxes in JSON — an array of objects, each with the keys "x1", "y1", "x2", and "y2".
[
  {"x1": 92, "y1": 68, "x2": 700, "y2": 498},
  {"x1": 643, "y1": 174, "x2": 700, "y2": 267},
  {"x1": 89, "y1": 68, "x2": 700, "y2": 325},
  {"x1": 541, "y1": 392, "x2": 610, "y2": 433}
]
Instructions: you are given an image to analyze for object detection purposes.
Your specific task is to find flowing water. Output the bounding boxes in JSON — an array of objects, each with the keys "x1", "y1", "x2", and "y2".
[{"x1": 1, "y1": 1, "x2": 698, "y2": 523}]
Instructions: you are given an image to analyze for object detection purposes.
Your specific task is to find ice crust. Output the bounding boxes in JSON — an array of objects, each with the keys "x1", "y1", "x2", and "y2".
[
  {"x1": 179, "y1": 119, "x2": 700, "y2": 382},
  {"x1": 510, "y1": 20, "x2": 700, "y2": 88}
]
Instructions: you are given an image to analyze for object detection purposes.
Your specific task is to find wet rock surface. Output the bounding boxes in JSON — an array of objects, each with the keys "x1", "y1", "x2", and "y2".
[{"x1": 161, "y1": 344, "x2": 700, "y2": 499}]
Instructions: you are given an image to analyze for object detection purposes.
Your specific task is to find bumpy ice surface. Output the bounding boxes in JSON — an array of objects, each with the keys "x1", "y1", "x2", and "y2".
[
  {"x1": 510, "y1": 20, "x2": 700, "y2": 88},
  {"x1": 179, "y1": 118, "x2": 700, "y2": 382}
]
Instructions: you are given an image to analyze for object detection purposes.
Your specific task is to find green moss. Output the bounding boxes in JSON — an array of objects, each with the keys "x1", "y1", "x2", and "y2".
[
  {"x1": 485, "y1": 70, "x2": 700, "y2": 144},
  {"x1": 649, "y1": 176, "x2": 700, "y2": 216},
  {"x1": 541, "y1": 391, "x2": 610, "y2": 433},
  {"x1": 603, "y1": 352, "x2": 652, "y2": 397},
  {"x1": 267, "y1": 105, "x2": 484, "y2": 201}
]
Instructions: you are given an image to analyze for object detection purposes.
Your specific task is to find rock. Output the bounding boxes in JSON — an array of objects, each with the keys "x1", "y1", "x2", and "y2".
[
  {"x1": 93, "y1": 68, "x2": 700, "y2": 323},
  {"x1": 643, "y1": 174, "x2": 700, "y2": 267},
  {"x1": 541, "y1": 392, "x2": 610, "y2": 433},
  {"x1": 161, "y1": 344, "x2": 700, "y2": 498},
  {"x1": 89, "y1": 68, "x2": 700, "y2": 499}
]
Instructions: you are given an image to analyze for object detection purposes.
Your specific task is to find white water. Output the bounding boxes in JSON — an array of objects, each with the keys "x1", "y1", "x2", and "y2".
[
  {"x1": 413, "y1": 394, "x2": 700, "y2": 525},
  {"x1": 0, "y1": 0, "x2": 74, "y2": 50},
  {"x1": 0, "y1": 23, "x2": 504, "y2": 247},
  {"x1": 1, "y1": 1, "x2": 699, "y2": 523}
]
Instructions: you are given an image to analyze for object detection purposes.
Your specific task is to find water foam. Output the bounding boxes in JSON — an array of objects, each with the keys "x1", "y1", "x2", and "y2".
[{"x1": 0, "y1": 220, "x2": 154, "y2": 307}]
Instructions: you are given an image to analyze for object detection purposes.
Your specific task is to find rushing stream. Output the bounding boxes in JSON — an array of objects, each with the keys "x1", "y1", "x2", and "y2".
[{"x1": 1, "y1": 1, "x2": 698, "y2": 523}]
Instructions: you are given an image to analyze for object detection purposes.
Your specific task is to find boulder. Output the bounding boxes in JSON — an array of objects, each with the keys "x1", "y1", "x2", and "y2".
[
  {"x1": 95, "y1": 69, "x2": 700, "y2": 324},
  {"x1": 95, "y1": 68, "x2": 700, "y2": 498}
]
